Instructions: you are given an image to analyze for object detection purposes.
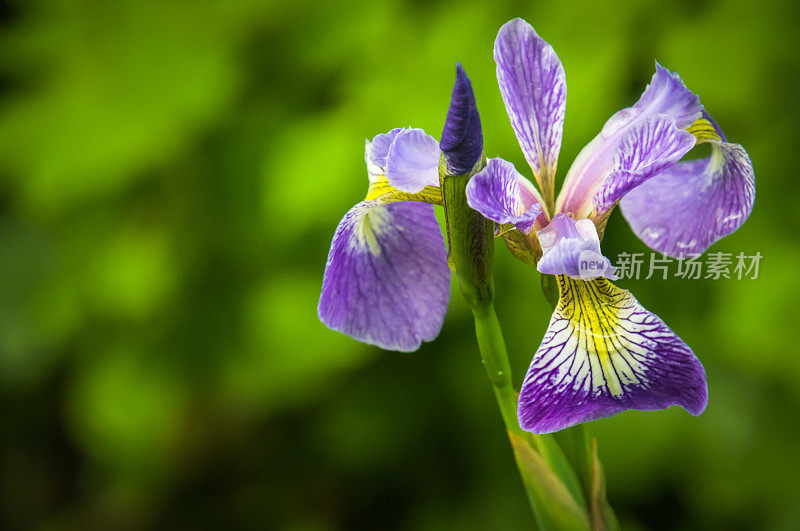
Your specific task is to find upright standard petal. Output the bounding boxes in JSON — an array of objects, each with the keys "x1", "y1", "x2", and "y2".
[
  {"x1": 440, "y1": 63, "x2": 483, "y2": 176},
  {"x1": 518, "y1": 276, "x2": 707, "y2": 433},
  {"x1": 385, "y1": 128, "x2": 440, "y2": 193},
  {"x1": 366, "y1": 128, "x2": 403, "y2": 182},
  {"x1": 557, "y1": 63, "x2": 703, "y2": 218},
  {"x1": 494, "y1": 18, "x2": 566, "y2": 198},
  {"x1": 536, "y1": 214, "x2": 616, "y2": 280},
  {"x1": 620, "y1": 139, "x2": 755, "y2": 257},
  {"x1": 318, "y1": 200, "x2": 450, "y2": 352},
  {"x1": 465, "y1": 157, "x2": 543, "y2": 233}
]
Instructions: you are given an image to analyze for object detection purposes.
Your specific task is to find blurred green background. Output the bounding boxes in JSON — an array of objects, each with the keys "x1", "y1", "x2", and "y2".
[{"x1": 1, "y1": 0, "x2": 798, "y2": 529}]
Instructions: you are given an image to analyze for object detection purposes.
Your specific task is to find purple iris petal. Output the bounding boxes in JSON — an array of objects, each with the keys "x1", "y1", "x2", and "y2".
[
  {"x1": 557, "y1": 63, "x2": 703, "y2": 218},
  {"x1": 366, "y1": 128, "x2": 403, "y2": 181},
  {"x1": 620, "y1": 140, "x2": 755, "y2": 257},
  {"x1": 536, "y1": 214, "x2": 616, "y2": 280},
  {"x1": 465, "y1": 157, "x2": 543, "y2": 233},
  {"x1": 633, "y1": 63, "x2": 702, "y2": 129},
  {"x1": 385, "y1": 128, "x2": 440, "y2": 193},
  {"x1": 318, "y1": 200, "x2": 450, "y2": 352},
  {"x1": 593, "y1": 114, "x2": 696, "y2": 212},
  {"x1": 440, "y1": 63, "x2": 483, "y2": 175},
  {"x1": 518, "y1": 277, "x2": 708, "y2": 434},
  {"x1": 494, "y1": 18, "x2": 566, "y2": 188}
]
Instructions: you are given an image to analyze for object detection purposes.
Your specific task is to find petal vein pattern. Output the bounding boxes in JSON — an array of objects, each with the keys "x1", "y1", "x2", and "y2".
[
  {"x1": 465, "y1": 157, "x2": 543, "y2": 233},
  {"x1": 494, "y1": 18, "x2": 566, "y2": 193},
  {"x1": 593, "y1": 114, "x2": 696, "y2": 212},
  {"x1": 518, "y1": 276, "x2": 707, "y2": 433}
]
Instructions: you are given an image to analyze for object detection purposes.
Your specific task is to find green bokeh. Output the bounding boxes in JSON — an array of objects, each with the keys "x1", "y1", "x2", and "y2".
[{"x1": 1, "y1": 0, "x2": 798, "y2": 528}]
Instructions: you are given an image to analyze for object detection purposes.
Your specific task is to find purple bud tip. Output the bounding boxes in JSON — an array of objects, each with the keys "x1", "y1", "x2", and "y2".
[{"x1": 440, "y1": 63, "x2": 483, "y2": 175}]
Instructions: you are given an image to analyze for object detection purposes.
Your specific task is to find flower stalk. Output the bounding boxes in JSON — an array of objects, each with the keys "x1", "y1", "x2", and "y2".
[{"x1": 472, "y1": 303, "x2": 588, "y2": 530}]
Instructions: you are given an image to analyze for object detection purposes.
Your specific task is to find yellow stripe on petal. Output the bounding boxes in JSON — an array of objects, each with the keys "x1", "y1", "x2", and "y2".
[
  {"x1": 555, "y1": 276, "x2": 642, "y2": 397},
  {"x1": 686, "y1": 118, "x2": 722, "y2": 143},
  {"x1": 365, "y1": 175, "x2": 443, "y2": 205}
]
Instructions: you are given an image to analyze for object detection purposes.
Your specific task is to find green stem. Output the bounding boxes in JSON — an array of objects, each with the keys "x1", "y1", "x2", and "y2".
[
  {"x1": 470, "y1": 302, "x2": 546, "y2": 527},
  {"x1": 471, "y1": 302, "x2": 592, "y2": 530},
  {"x1": 471, "y1": 303, "x2": 520, "y2": 433}
]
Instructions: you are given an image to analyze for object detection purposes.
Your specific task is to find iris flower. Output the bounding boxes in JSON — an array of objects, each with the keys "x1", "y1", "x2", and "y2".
[
  {"x1": 318, "y1": 18, "x2": 754, "y2": 435},
  {"x1": 465, "y1": 19, "x2": 754, "y2": 433},
  {"x1": 318, "y1": 65, "x2": 482, "y2": 352}
]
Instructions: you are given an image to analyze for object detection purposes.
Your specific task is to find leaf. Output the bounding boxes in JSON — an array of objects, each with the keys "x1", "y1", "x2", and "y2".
[
  {"x1": 533, "y1": 432, "x2": 589, "y2": 513},
  {"x1": 509, "y1": 432, "x2": 590, "y2": 531}
]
